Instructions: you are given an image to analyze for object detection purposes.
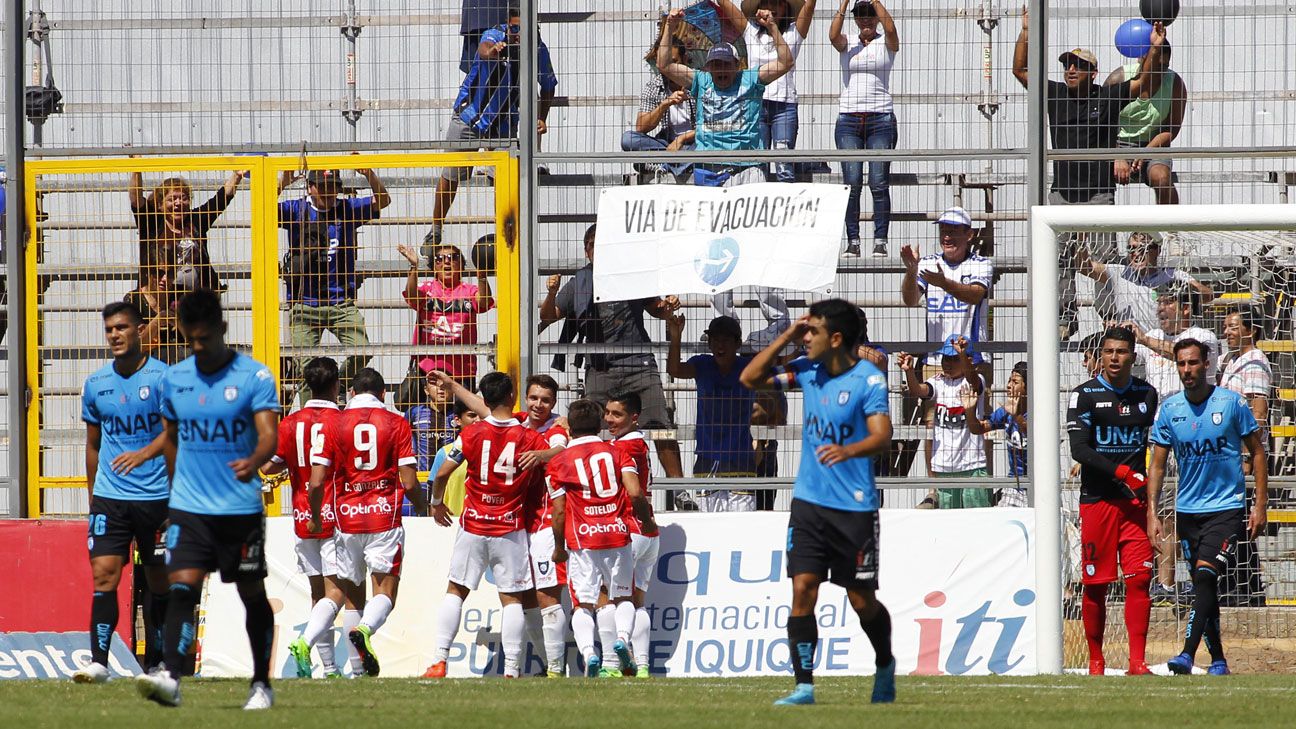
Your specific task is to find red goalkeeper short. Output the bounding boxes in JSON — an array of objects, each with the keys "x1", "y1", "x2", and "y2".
[{"x1": 1079, "y1": 499, "x2": 1154, "y2": 585}]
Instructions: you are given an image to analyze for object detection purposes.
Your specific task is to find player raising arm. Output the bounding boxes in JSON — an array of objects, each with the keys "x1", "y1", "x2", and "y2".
[
  {"x1": 740, "y1": 298, "x2": 895, "y2": 706},
  {"x1": 425, "y1": 372, "x2": 550, "y2": 678},
  {"x1": 1147, "y1": 339, "x2": 1267, "y2": 676},
  {"x1": 74, "y1": 302, "x2": 172, "y2": 684},
  {"x1": 135, "y1": 290, "x2": 280, "y2": 710},
  {"x1": 548, "y1": 399, "x2": 655, "y2": 677},
  {"x1": 1065, "y1": 326, "x2": 1158, "y2": 676}
]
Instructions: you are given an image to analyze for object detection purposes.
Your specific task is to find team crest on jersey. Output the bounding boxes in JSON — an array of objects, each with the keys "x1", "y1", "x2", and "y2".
[
  {"x1": 537, "y1": 560, "x2": 551, "y2": 576},
  {"x1": 1212, "y1": 412, "x2": 1223, "y2": 425},
  {"x1": 224, "y1": 386, "x2": 239, "y2": 402},
  {"x1": 838, "y1": 391, "x2": 851, "y2": 405},
  {"x1": 1138, "y1": 402, "x2": 1147, "y2": 413},
  {"x1": 138, "y1": 386, "x2": 150, "y2": 400}
]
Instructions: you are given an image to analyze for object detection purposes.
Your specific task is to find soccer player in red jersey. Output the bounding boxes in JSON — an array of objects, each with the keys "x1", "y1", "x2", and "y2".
[
  {"x1": 306, "y1": 368, "x2": 427, "y2": 677},
  {"x1": 426, "y1": 372, "x2": 550, "y2": 678},
  {"x1": 262, "y1": 357, "x2": 348, "y2": 678},
  {"x1": 548, "y1": 399, "x2": 656, "y2": 678},
  {"x1": 606, "y1": 391, "x2": 659, "y2": 678}
]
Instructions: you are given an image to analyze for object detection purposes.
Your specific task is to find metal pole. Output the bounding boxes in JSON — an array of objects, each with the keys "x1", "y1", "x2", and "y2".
[
  {"x1": 6, "y1": 0, "x2": 30, "y2": 517},
  {"x1": 516, "y1": 0, "x2": 537, "y2": 383},
  {"x1": 341, "y1": 0, "x2": 362, "y2": 141},
  {"x1": 1025, "y1": 0, "x2": 1047, "y2": 207}
]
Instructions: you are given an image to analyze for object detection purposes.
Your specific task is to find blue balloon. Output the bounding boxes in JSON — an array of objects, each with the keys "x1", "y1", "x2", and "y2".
[{"x1": 1114, "y1": 18, "x2": 1153, "y2": 59}]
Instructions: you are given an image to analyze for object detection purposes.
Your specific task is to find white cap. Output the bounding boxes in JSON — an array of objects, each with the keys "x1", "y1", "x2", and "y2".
[{"x1": 934, "y1": 206, "x2": 973, "y2": 227}]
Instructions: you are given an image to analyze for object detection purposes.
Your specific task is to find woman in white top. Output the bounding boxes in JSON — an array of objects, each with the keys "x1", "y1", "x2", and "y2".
[
  {"x1": 1218, "y1": 309, "x2": 1271, "y2": 436},
  {"x1": 733, "y1": 0, "x2": 817, "y2": 182},
  {"x1": 829, "y1": 0, "x2": 899, "y2": 257}
]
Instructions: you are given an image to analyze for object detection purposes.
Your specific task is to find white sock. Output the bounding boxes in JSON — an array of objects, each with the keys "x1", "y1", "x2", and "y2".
[
  {"x1": 360, "y1": 594, "x2": 393, "y2": 634},
  {"x1": 316, "y1": 636, "x2": 337, "y2": 673},
  {"x1": 501, "y1": 602, "x2": 525, "y2": 677},
  {"x1": 541, "y1": 604, "x2": 567, "y2": 674},
  {"x1": 632, "y1": 607, "x2": 651, "y2": 667},
  {"x1": 432, "y1": 593, "x2": 464, "y2": 663},
  {"x1": 342, "y1": 609, "x2": 364, "y2": 674},
  {"x1": 302, "y1": 598, "x2": 341, "y2": 646},
  {"x1": 524, "y1": 607, "x2": 546, "y2": 670},
  {"x1": 614, "y1": 600, "x2": 636, "y2": 645},
  {"x1": 572, "y1": 607, "x2": 597, "y2": 662},
  {"x1": 597, "y1": 604, "x2": 618, "y2": 663}
]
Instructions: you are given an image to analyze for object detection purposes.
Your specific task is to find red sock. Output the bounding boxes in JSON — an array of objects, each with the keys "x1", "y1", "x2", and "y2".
[
  {"x1": 1082, "y1": 584, "x2": 1109, "y2": 663},
  {"x1": 1124, "y1": 572, "x2": 1152, "y2": 666}
]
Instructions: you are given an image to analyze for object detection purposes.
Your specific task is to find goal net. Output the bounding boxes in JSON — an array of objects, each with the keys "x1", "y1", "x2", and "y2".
[{"x1": 1031, "y1": 204, "x2": 1296, "y2": 674}]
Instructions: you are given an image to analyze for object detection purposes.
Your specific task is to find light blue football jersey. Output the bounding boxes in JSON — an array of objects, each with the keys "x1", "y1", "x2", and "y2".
[
  {"x1": 1150, "y1": 386, "x2": 1259, "y2": 514},
  {"x1": 160, "y1": 352, "x2": 280, "y2": 515},
  {"x1": 80, "y1": 358, "x2": 169, "y2": 501}
]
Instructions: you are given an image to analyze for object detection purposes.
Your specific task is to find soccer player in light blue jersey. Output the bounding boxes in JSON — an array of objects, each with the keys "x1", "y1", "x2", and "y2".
[
  {"x1": 1147, "y1": 337, "x2": 1268, "y2": 676},
  {"x1": 135, "y1": 290, "x2": 280, "y2": 710},
  {"x1": 740, "y1": 298, "x2": 896, "y2": 706},
  {"x1": 73, "y1": 301, "x2": 172, "y2": 685}
]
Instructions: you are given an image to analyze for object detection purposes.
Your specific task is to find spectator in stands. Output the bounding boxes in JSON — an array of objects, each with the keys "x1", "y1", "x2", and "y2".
[
  {"x1": 129, "y1": 168, "x2": 245, "y2": 293},
  {"x1": 395, "y1": 241, "x2": 494, "y2": 406},
  {"x1": 725, "y1": 0, "x2": 818, "y2": 183},
  {"x1": 124, "y1": 250, "x2": 186, "y2": 365},
  {"x1": 413, "y1": 397, "x2": 482, "y2": 518},
  {"x1": 965, "y1": 360, "x2": 1029, "y2": 507},
  {"x1": 751, "y1": 387, "x2": 787, "y2": 509},
  {"x1": 1012, "y1": 8, "x2": 1167, "y2": 337},
  {"x1": 830, "y1": 0, "x2": 899, "y2": 258},
  {"x1": 1218, "y1": 309, "x2": 1271, "y2": 605},
  {"x1": 1128, "y1": 283, "x2": 1218, "y2": 402},
  {"x1": 1076, "y1": 230, "x2": 1212, "y2": 330},
  {"x1": 424, "y1": 8, "x2": 557, "y2": 254},
  {"x1": 899, "y1": 335, "x2": 992, "y2": 508},
  {"x1": 278, "y1": 167, "x2": 391, "y2": 400},
  {"x1": 405, "y1": 369, "x2": 458, "y2": 474},
  {"x1": 656, "y1": 6, "x2": 794, "y2": 188},
  {"x1": 1079, "y1": 330, "x2": 1104, "y2": 378},
  {"x1": 622, "y1": 35, "x2": 697, "y2": 180},
  {"x1": 667, "y1": 314, "x2": 758, "y2": 512},
  {"x1": 1108, "y1": 42, "x2": 1186, "y2": 205},
  {"x1": 539, "y1": 224, "x2": 685, "y2": 484},
  {"x1": 457, "y1": 1, "x2": 510, "y2": 74}
]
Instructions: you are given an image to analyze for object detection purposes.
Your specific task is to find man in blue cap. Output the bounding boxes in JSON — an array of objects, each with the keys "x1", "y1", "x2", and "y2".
[{"x1": 898, "y1": 334, "x2": 992, "y2": 508}]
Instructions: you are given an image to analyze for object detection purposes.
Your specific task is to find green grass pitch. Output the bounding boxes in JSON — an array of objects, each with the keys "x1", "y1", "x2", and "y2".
[{"x1": 4, "y1": 674, "x2": 1290, "y2": 729}]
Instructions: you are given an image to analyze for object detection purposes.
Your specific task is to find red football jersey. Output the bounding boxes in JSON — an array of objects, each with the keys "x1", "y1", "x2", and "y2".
[
  {"x1": 612, "y1": 430, "x2": 658, "y2": 538},
  {"x1": 455, "y1": 416, "x2": 550, "y2": 536},
  {"x1": 546, "y1": 436, "x2": 637, "y2": 550},
  {"x1": 273, "y1": 402, "x2": 341, "y2": 539},
  {"x1": 515, "y1": 412, "x2": 570, "y2": 534},
  {"x1": 313, "y1": 394, "x2": 416, "y2": 534}
]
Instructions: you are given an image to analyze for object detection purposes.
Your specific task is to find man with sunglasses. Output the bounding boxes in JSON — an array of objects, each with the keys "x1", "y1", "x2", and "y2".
[
  {"x1": 1012, "y1": 8, "x2": 1169, "y2": 338},
  {"x1": 1077, "y1": 231, "x2": 1212, "y2": 331}
]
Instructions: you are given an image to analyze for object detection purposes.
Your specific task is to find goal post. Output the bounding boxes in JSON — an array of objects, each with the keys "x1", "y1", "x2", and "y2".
[{"x1": 1030, "y1": 203, "x2": 1296, "y2": 675}]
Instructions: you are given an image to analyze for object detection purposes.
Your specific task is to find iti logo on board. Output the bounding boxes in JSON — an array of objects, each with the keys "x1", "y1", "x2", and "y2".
[{"x1": 694, "y1": 237, "x2": 740, "y2": 287}]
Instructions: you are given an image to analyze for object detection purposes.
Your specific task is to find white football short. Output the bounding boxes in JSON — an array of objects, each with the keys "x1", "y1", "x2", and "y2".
[
  {"x1": 567, "y1": 545, "x2": 633, "y2": 605},
  {"x1": 334, "y1": 528, "x2": 404, "y2": 585},
  {"x1": 294, "y1": 534, "x2": 339, "y2": 578},
  {"x1": 630, "y1": 533, "x2": 659, "y2": 592},
  {"x1": 447, "y1": 528, "x2": 534, "y2": 594},
  {"x1": 528, "y1": 528, "x2": 560, "y2": 590}
]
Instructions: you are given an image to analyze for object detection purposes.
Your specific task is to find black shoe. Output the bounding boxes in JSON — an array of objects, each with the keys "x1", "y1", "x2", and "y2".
[
  {"x1": 843, "y1": 240, "x2": 861, "y2": 258},
  {"x1": 872, "y1": 240, "x2": 889, "y2": 258}
]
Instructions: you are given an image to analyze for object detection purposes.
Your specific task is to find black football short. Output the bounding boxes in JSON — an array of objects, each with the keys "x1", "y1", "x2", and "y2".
[
  {"x1": 786, "y1": 498, "x2": 879, "y2": 590},
  {"x1": 1179, "y1": 508, "x2": 1245, "y2": 570},
  {"x1": 87, "y1": 495, "x2": 169, "y2": 565},
  {"x1": 165, "y1": 508, "x2": 267, "y2": 582}
]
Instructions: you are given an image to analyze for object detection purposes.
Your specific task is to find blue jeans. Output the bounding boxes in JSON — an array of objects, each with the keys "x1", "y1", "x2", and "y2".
[
  {"x1": 834, "y1": 112, "x2": 898, "y2": 241},
  {"x1": 620, "y1": 130, "x2": 693, "y2": 176},
  {"x1": 759, "y1": 100, "x2": 799, "y2": 183}
]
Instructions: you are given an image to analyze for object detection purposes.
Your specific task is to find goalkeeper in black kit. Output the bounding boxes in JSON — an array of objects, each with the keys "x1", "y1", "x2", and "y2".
[{"x1": 1065, "y1": 327, "x2": 1158, "y2": 676}]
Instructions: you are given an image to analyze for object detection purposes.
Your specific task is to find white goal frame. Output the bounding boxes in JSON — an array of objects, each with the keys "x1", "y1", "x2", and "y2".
[{"x1": 1030, "y1": 203, "x2": 1296, "y2": 674}]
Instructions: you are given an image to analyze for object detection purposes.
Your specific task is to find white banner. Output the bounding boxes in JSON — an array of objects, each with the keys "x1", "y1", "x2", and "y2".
[
  {"x1": 201, "y1": 510, "x2": 1036, "y2": 678},
  {"x1": 592, "y1": 183, "x2": 849, "y2": 301}
]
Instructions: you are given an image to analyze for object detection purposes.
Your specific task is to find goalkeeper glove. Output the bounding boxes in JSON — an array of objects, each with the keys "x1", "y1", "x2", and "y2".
[{"x1": 1114, "y1": 464, "x2": 1147, "y2": 503}]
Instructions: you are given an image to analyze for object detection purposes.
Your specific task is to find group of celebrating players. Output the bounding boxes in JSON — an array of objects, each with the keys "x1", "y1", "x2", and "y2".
[{"x1": 71, "y1": 287, "x2": 898, "y2": 709}]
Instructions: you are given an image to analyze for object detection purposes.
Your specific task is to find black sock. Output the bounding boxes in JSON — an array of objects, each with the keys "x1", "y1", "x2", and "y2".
[
  {"x1": 1183, "y1": 566, "x2": 1219, "y2": 659},
  {"x1": 90, "y1": 591, "x2": 118, "y2": 666},
  {"x1": 143, "y1": 590, "x2": 169, "y2": 671},
  {"x1": 786, "y1": 614, "x2": 818, "y2": 685},
  {"x1": 858, "y1": 604, "x2": 894, "y2": 668},
  {"x1": 163, "y1": 582, "x2": 200, "y2": 678},
  {"x1": 244, "y1": 590, "x2": 274, "y2": 686},
  {"x1": 1204, "y1": 615, "x2": 1226, "y2": 663}
]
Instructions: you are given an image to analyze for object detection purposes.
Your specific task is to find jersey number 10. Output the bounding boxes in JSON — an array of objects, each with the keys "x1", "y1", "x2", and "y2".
[{"x1": 574, "y1": 453, "x2": 619, "y2": 498}]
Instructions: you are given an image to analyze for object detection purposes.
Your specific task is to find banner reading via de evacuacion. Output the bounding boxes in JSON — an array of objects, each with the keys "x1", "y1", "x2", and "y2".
[
  {"x1": 199, "y1": 509, "x2": 1036, "y2": 679},
  {"x1": 593, "y1": 183, "x2": 848, "y2": 301}
]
